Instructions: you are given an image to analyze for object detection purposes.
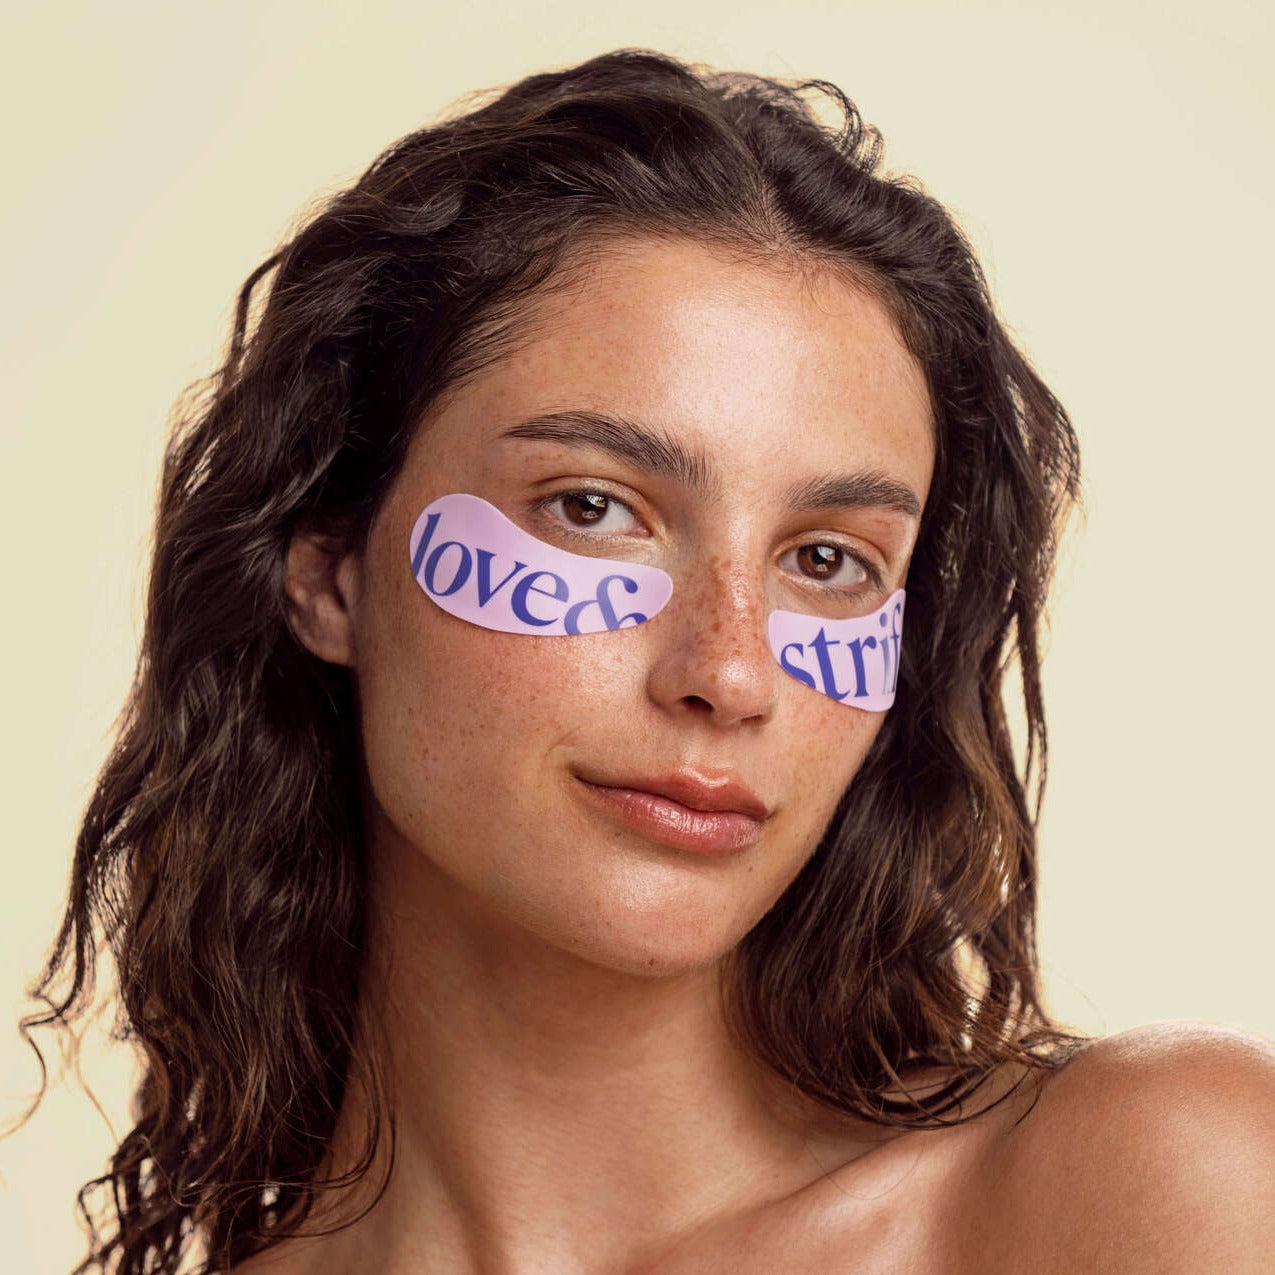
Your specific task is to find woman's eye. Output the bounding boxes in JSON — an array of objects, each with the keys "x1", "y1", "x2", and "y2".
[
  {"x1": 781, "y1": 543, "x2": 871, "y2": 590},
  {"x1": 545, "y1": 490, "x2": 640, "y2": 535}
]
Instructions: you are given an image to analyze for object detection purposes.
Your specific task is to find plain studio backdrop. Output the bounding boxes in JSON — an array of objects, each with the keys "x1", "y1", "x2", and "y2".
[{"x1": 2, "y1": 1, "x2": 1270, "y2": 1269}]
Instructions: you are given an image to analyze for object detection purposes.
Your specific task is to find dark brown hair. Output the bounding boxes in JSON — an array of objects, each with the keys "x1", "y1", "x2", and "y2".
[{"x1": 18, "y1": 47, "x2": 1087, "y2": 1274}]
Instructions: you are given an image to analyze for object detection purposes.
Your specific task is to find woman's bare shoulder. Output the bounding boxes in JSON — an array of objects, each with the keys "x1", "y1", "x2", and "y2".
[{"x1": 983, "y1": 1023, "x2": 1275, "y2": 1273}]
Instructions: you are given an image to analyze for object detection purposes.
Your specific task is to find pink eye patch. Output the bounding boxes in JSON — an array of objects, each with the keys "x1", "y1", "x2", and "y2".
[
  {"x1": 767, "y1": 590, "x2": 905, "y2": 711},
  {"x1": 408, "y1": 492, "x2": 673, "y2": 635},
  {"x1": 409, "y1": 493, "x2": 903, "y2": 710}
]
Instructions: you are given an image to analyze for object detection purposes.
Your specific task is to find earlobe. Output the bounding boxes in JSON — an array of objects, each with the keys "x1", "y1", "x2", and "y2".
[{"x1": 284, "y1": 527, "x2": 363, "y2": 667}]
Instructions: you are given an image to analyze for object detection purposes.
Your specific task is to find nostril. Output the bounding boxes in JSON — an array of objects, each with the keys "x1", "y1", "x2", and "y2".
[{"x1": 681, "y1": 694, "x2": 713, "y2": 712}]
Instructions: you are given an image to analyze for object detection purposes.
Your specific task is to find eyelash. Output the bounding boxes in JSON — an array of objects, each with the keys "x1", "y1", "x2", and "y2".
[{"x1": 530, "y1": 487, "x2": 885, "y2": 597}]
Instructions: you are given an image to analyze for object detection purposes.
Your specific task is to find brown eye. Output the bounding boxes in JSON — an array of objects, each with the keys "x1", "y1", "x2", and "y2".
[
  {"x1": 562, "y1": 492, "x2": 610, "y2": 525},
  {"x1": 545, "y1": 490, "x2": 641, "y2": 535},
  {"x1": 782, "y1": 543, "x2": 870, "y2": 589},
  {"x1": 799, "y1": 544, "x2": 850, "y2": 580}
]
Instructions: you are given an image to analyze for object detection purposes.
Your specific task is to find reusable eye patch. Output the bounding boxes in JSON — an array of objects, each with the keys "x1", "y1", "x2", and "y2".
[
  {"x1": 767, "y1": 592, "x2": 903, "y2": 712},
  {"x1": 409, "y1": 492, "x2": 674, "y2": 635},
  {"x1": 409, "y1": 493, "x2": 903, "y2": 709}
]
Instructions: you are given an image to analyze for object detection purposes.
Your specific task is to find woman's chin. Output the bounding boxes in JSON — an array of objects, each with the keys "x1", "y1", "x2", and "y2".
[{"x1": 515, "y1": 892, "x2": 752, "y2": 981}]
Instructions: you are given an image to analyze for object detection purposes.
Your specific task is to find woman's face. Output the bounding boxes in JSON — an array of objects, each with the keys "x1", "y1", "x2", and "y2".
[{"x1": 350, "y1": 235, "x2": 935, "y2": 975}]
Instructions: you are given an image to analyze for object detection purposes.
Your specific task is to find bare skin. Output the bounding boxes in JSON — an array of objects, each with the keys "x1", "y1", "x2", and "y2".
[{"x1": 266, "y1": 235, "x2": 1275, "y2": 1275}]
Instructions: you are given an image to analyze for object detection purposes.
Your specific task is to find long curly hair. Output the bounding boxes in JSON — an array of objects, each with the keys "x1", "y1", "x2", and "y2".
[{"x1": 17, "y1": 47, "x2": 1087, "y2": 1274}]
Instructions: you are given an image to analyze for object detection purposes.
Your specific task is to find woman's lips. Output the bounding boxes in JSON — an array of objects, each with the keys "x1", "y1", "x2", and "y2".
[{"x1": 574, "y1": 777, "x2": 765, "y2": 855}]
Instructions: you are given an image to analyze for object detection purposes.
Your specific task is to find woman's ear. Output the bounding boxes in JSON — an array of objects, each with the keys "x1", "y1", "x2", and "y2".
[{"x1": 284, "y1": 523, "x2": 364, "y2": 667}]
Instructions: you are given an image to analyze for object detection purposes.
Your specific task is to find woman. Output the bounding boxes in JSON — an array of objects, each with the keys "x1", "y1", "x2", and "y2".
[{"x1": 21, "y1": 47, "x2": 1274, "y2": 1275}]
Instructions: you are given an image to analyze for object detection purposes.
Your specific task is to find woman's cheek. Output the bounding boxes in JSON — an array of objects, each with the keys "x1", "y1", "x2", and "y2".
[
  {"x1": 781, "y1": 690, "x2": 885, "y2": 830},
  {"x1": 376, "y1": 612, "x2": 638, "y2": 785}
]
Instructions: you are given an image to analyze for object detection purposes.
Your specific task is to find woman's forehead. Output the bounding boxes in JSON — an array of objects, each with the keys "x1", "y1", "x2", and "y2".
[{"x1": 410, "y1": 235, "x2": 935, "y2": 500}]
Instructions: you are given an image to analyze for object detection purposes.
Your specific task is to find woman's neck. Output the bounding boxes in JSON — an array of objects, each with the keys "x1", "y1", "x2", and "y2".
[{"x1": 231, "y1": 826, "x2": 899, "y2": 1274}]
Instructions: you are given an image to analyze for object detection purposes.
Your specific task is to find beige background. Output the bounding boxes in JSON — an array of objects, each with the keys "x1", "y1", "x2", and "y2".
[{"x1": 2, "y1": 1, "x2": 1271, "y2": 1269}]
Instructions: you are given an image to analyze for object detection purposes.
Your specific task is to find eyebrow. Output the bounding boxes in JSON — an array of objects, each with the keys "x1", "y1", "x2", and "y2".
[
  {"x1": 781, "y1": 471, "x2": 922, "y2": 519},
  {"x1": 498, "y1": 409, "x2": 922, "y2": 519},
  {"x1": 500, "y1": 410, "x2": 719, "y2": 496}
]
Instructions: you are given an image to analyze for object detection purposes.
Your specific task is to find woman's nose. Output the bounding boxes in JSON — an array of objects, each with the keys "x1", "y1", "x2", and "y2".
[{"x1": 643, "y1": 555, "x2": 781, "y2": 727}]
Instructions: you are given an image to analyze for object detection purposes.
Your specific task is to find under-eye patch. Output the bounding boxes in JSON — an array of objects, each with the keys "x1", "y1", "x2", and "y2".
[
  {"x1": 409, "y1": 493, "x2": 903, "y2": 711},
  {"x1": 767, "y1": 591, "x2": 904, "y2": 711},
  {"x1": 408, "y1": 492, "x2": 673, "y2": 635}
]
